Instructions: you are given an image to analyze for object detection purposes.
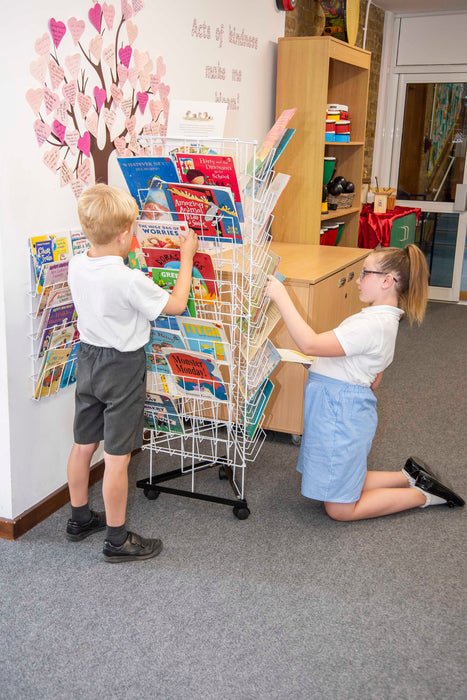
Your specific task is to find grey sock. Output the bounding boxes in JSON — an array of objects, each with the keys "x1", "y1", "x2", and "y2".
[
  {"x1": 106, "y1": 524, "x2": 128, "y2": 547},
  {"x1": 71, "y1": 503, "x2": 92, "y2": 524}
]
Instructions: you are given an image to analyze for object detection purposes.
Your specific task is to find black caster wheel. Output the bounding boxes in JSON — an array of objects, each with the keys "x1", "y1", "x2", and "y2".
[
  {"x1": 233, "y1": 505, "x2": 250, "y2": 520},
  {"x1": 291, "y1": 434, "x2": 302, "y2": 446},
  {"x1": 218, "y1": 466, "x2": 228, "y2": 480},
  {"x1": 143, "y1": 486, "x2": 160, "y2": 500}
]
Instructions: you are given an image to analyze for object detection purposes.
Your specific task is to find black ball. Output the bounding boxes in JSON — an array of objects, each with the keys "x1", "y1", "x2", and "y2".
[
  {"x1": 334, "y1": 176, "x2": 347, "y2": 187},
  {"x1": 344, "y1": 181, "x2": 355, "y2": 193},
  {"x1": 328, "y1": 181, "x2": 344, "y2": 196}
]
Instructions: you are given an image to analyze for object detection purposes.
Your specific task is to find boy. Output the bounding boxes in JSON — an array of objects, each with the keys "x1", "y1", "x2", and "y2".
[{"x1": 65, "y1": 184, "x2": 198, "y2": 562}]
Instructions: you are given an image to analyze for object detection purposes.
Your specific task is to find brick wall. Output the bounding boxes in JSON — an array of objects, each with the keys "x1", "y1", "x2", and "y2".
[{"x1": 284, "y1": 0, "x2": 385, "y2": 179}]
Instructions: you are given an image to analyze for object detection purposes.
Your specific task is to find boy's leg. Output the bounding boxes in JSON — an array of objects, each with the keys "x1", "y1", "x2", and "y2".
[
  {"x1": 102, "y1": 451, "x2": 131, "y2": 526},
  {"x1": 66, "y1": 441, "x2": 106, "y2": 541}
]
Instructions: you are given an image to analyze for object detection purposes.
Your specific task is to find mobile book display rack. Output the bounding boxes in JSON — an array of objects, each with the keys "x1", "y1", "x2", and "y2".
[{"x1": 132, "y1": 135, "x2": 289, "y2": 520}]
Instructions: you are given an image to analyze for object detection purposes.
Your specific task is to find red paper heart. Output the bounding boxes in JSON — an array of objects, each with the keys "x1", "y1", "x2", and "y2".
[
  {"x1": 52, "y1": 119, "x2": 66, "y2": 143},
  {"x1": 118, "y1": 45, "x2": 132, "y2": 69},
  {"x1": 49, "y1": 18, "x2": 66, "y2": 48},
  {"x1": 136, "y1": 91, "x2": 148, "y2": 114},
  {"x1": 88, "y1": 3, "x2": 102, "y2": 32},
  {"x1": 77, "y1": 131, "x2": 91, "y2": 157},
  {"x1": 94, "y1": 86, "x2": 107, "y2": 112}
]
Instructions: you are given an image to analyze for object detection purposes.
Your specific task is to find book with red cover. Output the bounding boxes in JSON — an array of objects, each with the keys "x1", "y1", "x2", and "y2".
[{"x1": 141, "y1": 248, "x2": 219, "y2": 303}]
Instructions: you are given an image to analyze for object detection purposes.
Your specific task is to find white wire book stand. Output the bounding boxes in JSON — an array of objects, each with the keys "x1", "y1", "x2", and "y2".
[{"x1": 135, "y1": 136, "x2": 282, "y2": 519}]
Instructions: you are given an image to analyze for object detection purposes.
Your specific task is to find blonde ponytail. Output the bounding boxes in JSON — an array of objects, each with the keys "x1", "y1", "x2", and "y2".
[{"x1": 374, "y1": 245, "x2": 428, "y2": 325}]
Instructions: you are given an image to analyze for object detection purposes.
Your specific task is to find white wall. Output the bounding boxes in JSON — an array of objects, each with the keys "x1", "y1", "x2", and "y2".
[{"x1": 0, "y1": 0, "x2": 285, "y2": 520}]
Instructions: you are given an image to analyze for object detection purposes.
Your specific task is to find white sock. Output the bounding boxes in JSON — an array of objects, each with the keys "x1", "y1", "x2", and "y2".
[
  {"x1": 402, "y1": 469, "x2": 416, "y2": 488},
  {"x1": 413, "y1": 485, "x2": 447, "y2": 508}
]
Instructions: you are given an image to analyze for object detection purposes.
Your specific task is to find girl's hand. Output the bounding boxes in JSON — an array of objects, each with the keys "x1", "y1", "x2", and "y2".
[
  {"x1": 179, "y1": 228, "x2": 198, "y2": 258},
  {"x1": 371, "y1": 371, "x2": 383, "y2": 391},
  {"x1": 264, "y1": 274, "x2": 287, "y2": 303}
]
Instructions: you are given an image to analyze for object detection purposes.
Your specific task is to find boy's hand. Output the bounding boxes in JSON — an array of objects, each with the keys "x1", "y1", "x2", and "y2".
[
  {"x1": 264, "y1": 274, "x2": 287, "y2": 303},
  {"x1": 179, "y1": 228, "x2": 198, "y2": 258}
]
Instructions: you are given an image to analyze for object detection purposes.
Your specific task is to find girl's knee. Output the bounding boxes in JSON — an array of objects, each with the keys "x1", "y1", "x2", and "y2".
[{"x1": 324, "y1": 501, "x2": 356, "y2": 521}]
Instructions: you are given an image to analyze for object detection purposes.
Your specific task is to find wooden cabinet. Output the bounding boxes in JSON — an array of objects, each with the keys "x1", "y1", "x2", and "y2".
[
  {"x1": 273, "y1": 36, "x2": 371, "y2": 247},
  {"x1": 262, "y1": 244, "x2": 371, "y2": 435}
]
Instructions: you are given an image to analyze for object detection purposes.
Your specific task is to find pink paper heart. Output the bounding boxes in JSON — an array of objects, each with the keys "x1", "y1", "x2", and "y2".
[
  {"x1": 156, "y1": 56, "x2": 166, "y2": 78},
  {"x1": 88, "y1": 3, "x2": 102, "y2": 32},
  {"x1": 77, "y1": 93, "x2": 92, "y2": 118},
  {"x1": 128, "y1": 135, "x2": 138, "y2": 153},
  {"x1": 90, "y1": 34, "x2": 103, "y2": 61},
  {"x1": 49, "y1": 61, "x2": 65, "y2": 89},
  {"x1": 150, "y1": 74, "x2": 160, "y2": 94},
  {"x1": 143, "y1": 58, "x2": 153, "y2": 74},
  {"x1": 68, "y1": 18, "x2": 85, "y2": 45},
  {"x1": 117, "y1": 64, "x2": 128, "y2": 86},
  {"x1": 43, "y1": 87, "x2": 60, "y2": 114},
  {"x1": 49, "y1": 18, "x2": 66, "y2": 48},
  {"x1": 113, "y1": 136, "x2": 126, "y2": 155},
  {"x1": 125, "y1": 115, "x2": 136, "y2": 134},
  {"x1": 121, "y1": 1, "x2": 133, "y2": 20},
  {"x1": 78, "y1": 159, "x2": 92, "y2": 183},
  {"x1": 136, "y1": 91, "x2": 148, "y2": 114},
  {"x1": 110, "y1": 83, "x2": 123, "y2": 105},
  {"x1": 65, "y1": 54, "x2": 81, "y2": 79},
  {"x1": 159, "y1": 83, "x2": 170, "y2": 101},
  {"x1": 126, "y1": 20, "x2": 138, "y2": 45},
  {"x1": 34, "y1": 120, "x2": 51, "y2": 147},
  {"x1": 30, "y1": 56, "x2": 48, "y2": 84},
  {"x1": 35, "y1": 33, "x2": 50, "y2": 56},
  {"x1": 60, "y1": 160, "x2": 74, "y2": 187},
  {"x1": 139, "y1": 72, "x2": 150, "y2": 92},
  {"x1": 103, "y1": 3, "x2": 115, "y2": 29},
  {"x1": 65, "y1": 129, "x2": 80, "y2": 154},
  {"x1": 102, "y1": 44, "x2": 115, "y2": 66},
  {"x1": 85, "y1": 111, "x2": 99, "y2": 137},
  {"x1": 94, "y1": 87, "x2": 106, "y2": 112},
  {"x1": 55, "y1": 101, "x2": 69, "y2": 125},
  {"x1": 120, "y1": 98, "x2": 132, "y2": 117},
  {"x1": 42, "y1": 147, "x2": 60, "y2": 172},
  {"x1": 133, "y1": 49, "x2": 147, "y2": 71},
  {"x1": 71, "y1": 180, "x2": 86, "y2": 200},
  {"x1": 52, "y1": 119, "x2": 66, "y2": 143},
  {"x1": 118, "y1": 45, "x2": 132, "y2": 69},
  {"x1": 77, "y1": 131, "x2": 91, "y2": 157},
  {"x1": 26, "y1": 88, "x2": 44, "y2": 115},
  {"x1": 149, "y1": 99, "x2": 162, "y2": 121},
  {"x1": 62, "y1": 81, "x2": 77, "y2": 106},
  {"x1": 132, "y1": 0, "x2": 145, "y2": 13},
  {"x1": 128, "y1": 67, "x2": 139, "y2": 89},
  {"x1": 102, "y1": 107, "x2": 116, "y2": 129}
]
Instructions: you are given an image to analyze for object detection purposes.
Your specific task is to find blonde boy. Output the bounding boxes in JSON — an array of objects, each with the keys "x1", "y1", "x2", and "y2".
[{"x1": 66, "y1": 184, "x2": 198, "y2": 562}]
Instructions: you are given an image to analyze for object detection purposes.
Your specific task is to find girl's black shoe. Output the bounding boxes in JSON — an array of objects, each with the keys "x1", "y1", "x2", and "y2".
[
  {"x1": 403, "y1": 456, "x2": 437, "y2": 482},
  {"x1": 415, "y1": 472, "x2": 465, "y2": 508}
]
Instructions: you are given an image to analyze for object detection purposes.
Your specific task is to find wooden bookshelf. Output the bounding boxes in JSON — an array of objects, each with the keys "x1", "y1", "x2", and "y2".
[{"x1": 272, "y1": 37, "x2": 371, "y2": 247}]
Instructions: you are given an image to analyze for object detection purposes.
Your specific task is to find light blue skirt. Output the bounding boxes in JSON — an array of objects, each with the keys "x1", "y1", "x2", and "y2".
[{"x1": 297, "y1": 372, "x2": 377, "y2": 503}]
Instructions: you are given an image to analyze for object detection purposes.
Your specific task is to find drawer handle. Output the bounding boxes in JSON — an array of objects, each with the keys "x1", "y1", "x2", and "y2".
[
  {"x1": 338, "y1": 277, "x2": 346, "y2": 288},
  {"x1": 347, "y1": 271, "x2": 354, "y2": 282}
]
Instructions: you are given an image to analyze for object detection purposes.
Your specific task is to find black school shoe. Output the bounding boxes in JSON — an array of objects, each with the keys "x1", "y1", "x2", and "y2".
[
  {"x1": 103, "y1": 531, "x2": 163, "y2": 563},
  {"x1": 66, "y1": 511, "x2": 106, "y2": 541},
  {"x1": 415, "y1": 471, "x2": 465, "y2": 508},
  {"x1": 403, "y1": 456, "x2": 438, "y2": 482}
]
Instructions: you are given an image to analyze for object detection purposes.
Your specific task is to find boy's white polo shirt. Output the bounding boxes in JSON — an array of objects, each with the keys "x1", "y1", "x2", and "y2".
[
  {"x1": 311, "y1": 305, "x2": 404, "y2": 387},
  {"x1": 68, "y1": 253, "x2": 170, "y2": 352}
]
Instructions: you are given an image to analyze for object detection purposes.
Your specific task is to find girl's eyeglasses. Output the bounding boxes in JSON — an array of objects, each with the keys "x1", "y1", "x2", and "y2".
[{"x1": 360, "y1": 269, "x2": 398, "y2": 283}]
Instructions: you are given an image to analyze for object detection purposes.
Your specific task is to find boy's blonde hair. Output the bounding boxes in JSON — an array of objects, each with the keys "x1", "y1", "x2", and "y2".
[{"x1": 78, "y1": 184, "x2": 139, "y2": 245}]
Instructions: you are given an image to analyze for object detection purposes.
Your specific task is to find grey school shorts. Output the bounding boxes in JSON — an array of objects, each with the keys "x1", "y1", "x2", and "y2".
[{"x1": 73, "y1": 342, "x2": 147, "y2": 455}]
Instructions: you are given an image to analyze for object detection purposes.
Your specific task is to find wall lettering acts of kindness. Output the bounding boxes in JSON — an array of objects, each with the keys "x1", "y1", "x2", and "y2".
[{"x1": 191, "y1": 17, "x2": 259, "y2": 113}]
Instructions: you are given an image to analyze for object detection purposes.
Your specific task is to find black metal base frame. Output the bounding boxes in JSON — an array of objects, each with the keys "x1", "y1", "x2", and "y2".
[{"x1": 136, "y1": 457, "x2": 251, "y2": 520}]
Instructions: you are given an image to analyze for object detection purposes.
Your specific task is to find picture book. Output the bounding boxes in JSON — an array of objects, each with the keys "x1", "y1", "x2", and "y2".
[
  {"x1": 59, "y1": 342, "x2": 80, "y2": 389},
  {"x1": 70, "y1": 231, "x2": 90, "y2": 255},
  {"x1": 144, "y1": 327, "x2": 187, "y2": 374},
  {"x1": 37, "y1": 280, "x2": 70, "y2": 317},
  {"x1": 162, "y1": 348, "x2": 228, "y2": 402},
  {"x1": 254, "y1": 174, "x2": 290, "y2": 234},
  {"x1": 239, "y1": 339, "x2": 280, "y2": 402},
  {"x1": 140, "y1": 178, "x2": 173, "y2": 221},
  {"x1": 118, "y1": 156, "x2": 180, "y2": 206},
  {"x1": 240, "y1": 302, "x2": 282, "y2": 362},
  {"x1": 40, "y1": 260, "x2": 69, "y2": 292},
  {"x1": 30, "y1": 234, "x2": 71, "y2": 293},
  {"x1": 243, "y1": 377, "x2": 274, "y2": 440},
  {"x1": 159, "y1": 181, "x2": 242, "y2": 243},
  {"x1": 36, "y1": 302, "x2": 77, "y2": 358},
  {"x1": 176, "y1": 316, "x2": 230, "y2": 364},
  {"x1": 277, "y1": 348, "x2": 315, "y2": 365},
  {"x1": 247, "y1": 108, "x2": 297, "y2": 176},
  {"x1": 34, "y1": 347, "x2": 71, "y2": 399},
  {"x1": 151, "y1": 267, "x2": 196, "y2": 317},
  {"x1": 142, "y1": 248, "x2": 219, "y2": 304},
  {"x1": 136, "y1": 220, "x2": 190, "y2": 250},
  {"x1": 47, "y1": 321, "x2": 79, "y2": 352},
  {"x1": 144, "y1": 391, "x2": 184, "y2": 435},
  {"x1": 270, "y1": 128, "x2": 296, "y2": 169},
  {"x1": 175, "y1": 153, "x2": 244, "y2": 222},
  {"x1": 244, "y1": 250, "x2": 281, "y2": 324}
]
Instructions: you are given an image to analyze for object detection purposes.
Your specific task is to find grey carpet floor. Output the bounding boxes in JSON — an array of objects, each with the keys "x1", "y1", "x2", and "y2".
[{"x1": 1, "y1": 302, "x2": 466, "y2": 700}]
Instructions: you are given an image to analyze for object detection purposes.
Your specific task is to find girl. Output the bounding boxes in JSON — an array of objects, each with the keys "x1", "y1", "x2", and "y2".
[{"x1": 265, "y1": 244, "x2": 464, "y2": 520}]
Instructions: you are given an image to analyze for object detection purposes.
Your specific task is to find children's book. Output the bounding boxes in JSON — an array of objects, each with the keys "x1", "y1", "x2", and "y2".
[
  {"x1": 243, "y1": 377, "x2": 274, "y2": 440},
  {"x1": 174, "y1": 153, "x2": 244, "y2": 222},
  {"x1": 270, "y1": 128, "x2": 296, "y2": 169},
  {"x1": 176, "y1": 316, "x2": 230, "y2": 364},
  {"x1": 36, "y1": 302, "x2": 77, "y2": 358},
  {"x1": 162, "y1": 348, "x2": 228, "y2": 402},
  {"x1": 240, "y1": 302, "x2": 282, "y2": 362},
  {"x1": 118, "y1": 156, "x2": 180, "y2": 207},
  {"x1": 30, "y1": 234, "x2": 71, "y2": 293},
  {"x1": 142, "y1": 248, "x2": 219, "y2": 304},
  {"x1": 136, "y1": 220, "x2": 189, "y2": 250},
  {"x1": 243, "y1": 250, "x2": 281, "y2": 324},
  {"x1": 59, "y1": 342, "x2": 80, "y2": 389},
  {"x1": 254, "y1": 174, "x2": 290, "y2": 234},
  {"x1": 37, "y1": 280, "x2": 70, "y2": 317},
  {"x1": 239, "y1": 339, "x2": 281, "y2": 402},
  {"x1": 151, "y1": 267, "x2": 196, "y2": 317},
  {"x1": 247, "y1": 108, "x2": 297, "y2": 176},
  {"x1": 144, "y1": 327, "x2": 187, "y2": 374},
  {"x1": 39, "y1": 260, "x2": 70, "y2": 293},
  {"x1": 140, "y1": 178, "x2": 174, "y2": 221},
  {"x1": 34, "y1": 347, "x2": 71, "y2": 399},
  {"x1": 277, "y1": 348, "x2": 315, "y2": 365},
  {"x1": 144, "y1": 391, "x2": 184, "y2": 434},
  {"x1": 47, "y1": 321, "x2": 79, "y2": 352},
  {"x1": 70, "y1": 231, "x2": 90, "y2": 255}
]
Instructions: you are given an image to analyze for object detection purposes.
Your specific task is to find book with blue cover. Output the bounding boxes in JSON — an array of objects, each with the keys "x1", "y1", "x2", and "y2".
[{"x1": 118, "y1": 156, "x2": 180, "y2": 207}]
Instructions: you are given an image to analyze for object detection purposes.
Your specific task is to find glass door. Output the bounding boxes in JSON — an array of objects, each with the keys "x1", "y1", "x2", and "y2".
[{"x1": 391, "y1": 74, "x2": 467, "y2": 302}]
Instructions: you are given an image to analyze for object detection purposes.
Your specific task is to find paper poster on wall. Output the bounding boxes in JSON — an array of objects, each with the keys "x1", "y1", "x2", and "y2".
[{"x1": 166, "y1": 100, "x2": 227, "y2": 139}]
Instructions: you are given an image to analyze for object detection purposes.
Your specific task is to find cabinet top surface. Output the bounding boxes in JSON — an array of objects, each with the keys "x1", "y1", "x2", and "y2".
[{"x1": 270, "y1": 243, "x2": 371, "y2": 284}]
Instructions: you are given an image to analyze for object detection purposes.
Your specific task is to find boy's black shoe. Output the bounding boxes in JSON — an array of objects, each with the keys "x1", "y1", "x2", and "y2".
[
  {"x1": 403, "y1": 456, "x2": 438, "y2": 482},
  {"x1": 415, "y1": 472, "x2": 465, "y2": 508},
  {"x1": 66, "y1": 511, "x2": 106, "y2": 541},
  {"x1": 103, "y1": 531, "x2": 163, "y2": 563}
]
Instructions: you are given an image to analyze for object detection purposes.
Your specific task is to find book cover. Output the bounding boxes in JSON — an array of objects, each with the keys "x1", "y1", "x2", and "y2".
[
  {"x1": 141, "y1": 178, "x2": 174, "y2": 221},
  {"x1": 40, "y1": 260, "x2": 69, "y2": 292},
  {"x1": 243, "y1": 377, "x2": 274, "y2": 440},
  {"x1": 270, "y1": 128, "x2": 296, "y2": 169},
  {"x1": 254, "y1": 174, "x2": 290, "y2": 236},
  {"x1": 59, "y1": 342, "x2": 80, "y2": 389},
  {"x1": 163, "y1": 348, "x2": 228, "y2": 402},
  {"x1": 277, "y1": 348, "x2": 315, "y2": 365},
  {"x1": 144, "y1": 327, "x2": 187, "y2": 374},
  {"x1": 176, "y1": 316, "x2": 230, "y2": 364},
  {"x1": 144, "y1": 391, "x2": 184, "y2": 434},
  {"x1": 240, "y1": 302, "x2": 282, "y2": 362},
  {"x1": 136, "y1": 220, "x2": 189, "y2": 250},
  {"x1": 118, "y1": 156, "x2": 179, "y2": 206},
  {"x1": 34, "y1": 347, "x2": 71, "y2": 399},
  {"x1": 247, "y1": 108, "x2": 297, "y2": 176},
  {"x1": 175, "y1": 153, "x2": 244, "y2": 222},
  {"x1": 47, "y1": 321, "x2": 79, "y2": 352},
  {"x1": 151, "y1": 266, "x2": 196, "y2": 317},
  {"x1": 37, "y1": 302, "x2": 77, "y2": 358},
  {"x1": 142, "y1": 248, "x2": 219, "y2": 305},
  {"x1": 163, "y1": 182, "x2": 242, "y2": 243},
  {"x1": 239, "y1": 338, "x2": 281, "y2": 402},
  {"x1": 31, "y1": 234, "x2": 71, "y2": 293}
]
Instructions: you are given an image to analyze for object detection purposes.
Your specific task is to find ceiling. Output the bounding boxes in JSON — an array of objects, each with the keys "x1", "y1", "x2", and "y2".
[{"x1": 371, "y1": 0, "x2": 467, "y2": 14}]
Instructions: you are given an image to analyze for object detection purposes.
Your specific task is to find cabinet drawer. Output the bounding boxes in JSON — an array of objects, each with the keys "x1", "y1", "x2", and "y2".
[{"x1": 308, "y1": 258, "x2": 366, "y2": 332}]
